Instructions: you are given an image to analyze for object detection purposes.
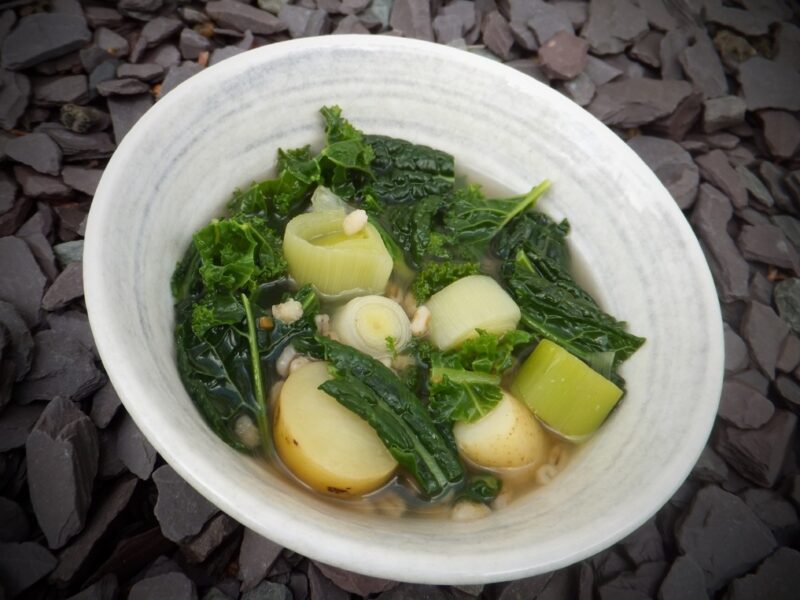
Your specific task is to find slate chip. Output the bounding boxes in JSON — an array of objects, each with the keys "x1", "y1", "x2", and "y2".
[
  {"x1": 38, "y1": 126, "x2": 115, "y2": 160},
  {"x1": 206, "y1": 0, "x2": 286, "y2": 35},
  {"x1": 628, "y1": 135, "x2": 699, "y2": 209},
  {"x1": 739, "y1": 224, "x2": 799, "y2": 273},
  {"x1": 94, "y1": 28, "x2": 128, "y2": 58},
  {"x1": 539, "y1": 30, "x2": 588, "y2": 80},
  {"x1": 703, "y1": 96, "x2": 746, "y2": 134},
  {"x1": 775, "y1": 278, "x2": 800, "y2": 335},
  {"x1": 715, "y1": 410, "x2": 797, "y2": 488},
  {"x1": 619, "y1": 519, "x2": 664, "y2": 565},
  {"x1": 588, "y1": 79, "x2": 692, "y2": 128},
  {"x1": 658, "y1": 555, "x2": 708, "y2": 600},
  {"x1": 0, "y1": 300, "x2": 33, "y2": 381},
  {"x1": 315, "y1": 561, "x2": 398, "y2": 596},
  {"x1": 679, "y1": 31, "x2": 728, "y2": 100},
  {"x1": 241, "y1": 581, "x2": 291, "y2": 600},
  {"x1": 597, "y1": 561, "x2": 668, "y2": 599},
  {"x1": 96, "y1": 78, "x2": 150, "y2": 97},
  {"x1": 90, "y1": 382, "x2": 121, "y2": 428},
  {"x1": 0, "y1": 403, "x2": 43, "y2": 452},
  {"x1": 724, "y1": 323, "x2": 749, "y2": 373},
  {"x1": 525, "y1": 0, "x2": 573, "y2": 46},
  {"x1": 676, "y1": 485, "x2": 777, "y2": 592},
  {"x1": 705, "y1": 0, "x2": 771, "y2": 37},
  {"x1": 129, "y1": 571, "x2": 198, "y2": 600},
  {"x1": 741, "y1": 301, "x2": 791, "y2": 378},
  {"x1": 736, "y1": 166, "x2": 774, "y2": 209},
  {"x1": 41, "y1": 261, "x2": 84, "y2": 311},
  {"x1": 0, "y1": 497, "x2": 29, "y2": 543},
  {"x1": 159, "y1": 62, "x2": 204, "y2": 98},
  {"x1": 482, "y1": 11, "x2": 514, "y2": 61},
  {"x1": 116, "y1": 412, "x2": 157, "y2": 479},
  {"x1": 724, "y1": 547, "x2": 800, "y2": 600},
  {"x1": 107, "y1": 94, "x2": 153, "y2": 144},
  {"x1": 759, "y1": 111, "x2": 800, "y2": 160},
  {"x1": 692, "y1": 445, "x2": 729, "y2": 485},
  {"x1": 1, "y1": 14, "x2": 91, "y2": 71},
  {"x1": 131, "y1": 17, "x2": 183, "y2": 62},
  {"x1": 0, "y1": 542, "x2": 57, "y2": 596},
  {"x1": 66, "y1": 574, "x2": 118, "y2": 600},
  {"x1": 153, "y1": 465, "x2": 219, "y2": 543},
  {"x1": 0, "y1": 236, "x2": 46, "y2": 327},
  {"x1": 581, "y1": 0, "x2": 648, "y2": 55},
  {"x1": 26, "y1": 397, "x2": 98, "y2": 549},
  {"x1": 209, "y1": 46, "x2": 247, "y2": 67},
  {"x1": 307, "y1": 562, "x2": 349, "y2": 600},
  {"x1": 630, "y1": 30, "x2": 662, "y2": 69},
  {"x1": 85, "y1": 7, "x2": 124, "y2": 29},
  {"x1": 238, "y1": 528, "x2": 283, "y2": 592},
  {"x1": 334, "y1": 14, "x2": 371, "y2": 35},
  {"x1": 741, "y1": 488, "x2": 799, "y2": 536},
  {"x1": 62, "y1": 166, "x2": 103, "y2": 197},
  {"x1": 178, "y1": 29, "x2": 211, "y2": 61},
  {"x1": 695, "y1": 150, "x2": 748, "y2": 210},
  {"x1": 718, "y1": 380, "x2": 775, "y2": 429},
  {"x1": 557, "y1": 72, "x2": 595, "y2": 106},
  {"x1": 390, "y1": 0, "x2": 434, "y2": 41},
  {"x1": 181, "y1": 513, "x2": 240, "y2": 564},
  {"x1": 738, "y1": 57, "x2": 800, "y2": 112}
]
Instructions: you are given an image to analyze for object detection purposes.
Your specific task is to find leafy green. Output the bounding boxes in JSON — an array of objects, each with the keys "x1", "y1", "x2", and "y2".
[
  {"x1": 410, "y1": 261, "x2": 481, "y2": 302},
  {"x1": 318, "y1": 106, "x2": 375, "y2": 199},
  {"x1": 456, "y1": 474, "x2": 503, "y2": 504},
  {"x1": 451, "y1": 329, "x2": 532, "y2": 375},
  {"x1": 444, "y1": 180, "x2": 551, "y2": 255},
  {"x1": 298, "y1": 336, "x2": 464, "y2": 498}
]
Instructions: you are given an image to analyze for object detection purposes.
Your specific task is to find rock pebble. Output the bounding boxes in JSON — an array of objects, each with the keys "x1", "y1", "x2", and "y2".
[
  {"x1": 658, "y1": 555, "x2": 708, "y2": 600},
  {"x1": 581, "y1": 0, "x2": 648, "y2": 55},
  {"x1": 738, "y1": 57, "x2": 800, "y2": 112},
  {"x1": 129, "y1": 571, "x2": 198, "y2": 600},
  {"x1": 2, "y1": 14, "x2": 91, "y2": 70},
  {"x1": 179, "y1": 29, "x2": 211, "y2": 60},
  {"x1": 695, "y1": 150, "x2": 748, "y2": 210},
  {"x1": 589, "y1": 79, "x2": 692, "y2": 128},
  {"x1": 482, "y1": 12, "x2": 514, "y2": 61},
  {"x1": 0, "y1": 70, "x2": 30, "y2": 129},
  {"x1": 629, "y1": 135, "x2": 698, "y2": 209},
  {"x1": 41, "y1": 261, "x2": 84, "y2": 311},
  {"x1": 315, "y1": 561, "x2": 398, "y2": 596},
  {"x1": 723, "y1": 547, "x2": 800, "y2": 600},
  {"x1": 107, "y1": 94, "x2": 153, "y2": 143},
  {"x1": 539, "y1": 30, "x2": 588, "y2": 80},
  {"x1": 390, "y1": 0, "x2": 433, "y2": 41},
  {"x1": 238, "y1": 528, "x2": 283, "y2": 591},
  {"x1": 739, "y1": 224, "x2": 799, "y2": 273},
  {"x1": 153, "y1": 465, "x2": 219, "y2": 543},
  {"x1": 181, "y1": 513, "x2": 239, "y2": 563},
  {"x1": 206, "y1": 0, "x2": 286, "y2": 36},
  {"x1": 241, "y1": 581, "x2": 292, "y2": 600},
  {"x1": 0, "y1": 542, "x2": 57, "y2": 596},
  {"x1": 679, "y1": 32, "x2": 728, "y2": 100},
  {"x1": 115, "y1": 412, "x2": 157, "y2": 479},
  {"x1": 525, "y1": 0, "x2": 573, "y2": 46},
  {"x1": 159, "y1": 62, "x2": 204, "y2": 98},
  {"x1": 703, "y1": 96, "x2": 746, "y2": 134},
  {"x1": 718, "y1": 380, "x2": 775, "y2": 429},
  {"x1": 741, "y1": 301, "x2": 791, "y2": 378},
  {"x1": 759, "y1": 111, "x2": 800, "y2": 159}
]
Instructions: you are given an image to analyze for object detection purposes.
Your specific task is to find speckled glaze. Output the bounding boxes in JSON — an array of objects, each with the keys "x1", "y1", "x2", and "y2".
[{"x1": 84, "y1": 36, "x2": 723, "y2": 584}]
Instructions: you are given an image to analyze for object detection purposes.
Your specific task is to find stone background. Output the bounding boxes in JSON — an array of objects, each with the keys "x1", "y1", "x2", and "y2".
[{"x1": 1, "y1": 0, "x2": 799, "y2": 598}]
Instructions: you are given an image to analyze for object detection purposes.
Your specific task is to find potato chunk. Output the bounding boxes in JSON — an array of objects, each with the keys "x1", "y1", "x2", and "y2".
[
  {"x1": 453, "y1": 390, "x2": 548, "y2": 469},
  {"x1": 274, "y1": 361, "x2": 397, "y2": 497}
]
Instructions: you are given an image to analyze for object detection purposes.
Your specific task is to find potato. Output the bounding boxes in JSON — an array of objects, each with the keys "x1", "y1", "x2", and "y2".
[
  {"x1": 453, "y1": 390, "x2": 548, "y2": 469},
  {"x1": 274, "y1": 361, "x2": 397, "y2": 497}
]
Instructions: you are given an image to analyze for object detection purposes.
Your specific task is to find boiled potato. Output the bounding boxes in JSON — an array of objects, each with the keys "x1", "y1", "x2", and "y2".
[
  {"x1": 453, "y1": 390, "x2": 548, "y2": 469},
  {"x1": 274, "y1": 361, "x2": 397, "y2": 497}
]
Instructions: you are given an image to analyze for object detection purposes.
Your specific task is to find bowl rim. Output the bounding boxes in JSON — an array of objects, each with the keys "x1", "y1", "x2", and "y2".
[{"x1": 84, "y1": 34, "x2": 724, "y2": 584}]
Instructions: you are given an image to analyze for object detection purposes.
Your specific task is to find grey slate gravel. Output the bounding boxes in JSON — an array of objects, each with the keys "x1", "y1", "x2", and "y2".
[
  {"x1": 42, "y1": 261, "x2": 84, "y2": 311},
  {"x1": 724, "y1": 547, "x2": 800, "y2": 600},
  {"x1": 581, "y1": 0, "x2": 648, "y2": 55},
  {"x1": 129, "y1": 572, "x2": 198, "y2": 600},
  {"x1": 241, "y1": 582, "x2": 292, "y2": 600},
  {"x1": 159, "y1": 61, "x2": 203, "y2": 98},
  {"x1": 0, "y1": 542, "x2": 57, "y2": 597},
  {"x1": 658, "y1": 555, "x2": 708, "y2": 600},
  {"x1": 116, "y1": 412, "x2": 157, "y2": 479},
  {"x1": 703, "y1": 95, "x2": 746, "y2": 134},
  {"x1": 390, "y1": 0, "x2": 433, "y2": 41},
  {"x1": 96, "y1": 78, "x2": 150, "y2": 97},
  {"x1": 0, "y1": 236, "x2": 46, "y2": 326},
  {"x1": 206, "y1": 0, "x2": 286, "y2": 35},
  {"x1": 679, "y1": 31, "x2": 728, "y2": 100},
  {"x1": 741, "y1": 301, "x2": 791, "y2": 378},
  {"x1": 117, "y1": 62, "x2": 164, "y2": 83},
  {"x1": 179, "y1": 29, "x2": 211, "y2": 60},
  {"x1": 107, "y1": 93, "x2": 153, "y2": 143},
  {"x1": 1, "y1": 14, "x2": 91, "y2": 70},
  {"x1": 775, "y1": 278, "x2": 800, "y2": 334},
  {"x1": 588, "y1": 79, "x2": 692, "y2": 128},
  {"x1": 153, "y1": 465, "x2": 219, "y2": 543},
  {"x1": 4, "y1": 133, "x2": 62, "y2": 177},
  {"x1": 718, "y1": 380, "x2": 775, "y2": 429},
  {"x1": 32, "y1": 74, "x2": 89, "y2": 106},
  {"x1": 0, "y1": 70, "x2": 30, "y2": 129},
  {"x1": 759, "y1": 110, "x2": 800, "y2": 160},
  {"x1": 237, "y1": 528, "x2": 283, "y2": 592},
  {"x1": 628, "y1": 135, "x2": 698, "y2": 209},
  {"x1": 738, "y1": 57, "x2": 800, "y2": 112},
  {"x1": 695, "y1": 150, "x2": 748, "y2": 210}
]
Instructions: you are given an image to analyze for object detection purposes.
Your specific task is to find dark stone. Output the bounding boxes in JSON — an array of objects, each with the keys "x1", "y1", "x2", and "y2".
[
  {"x1": 131, "y1": 17, "x2": 183, "y2": 62},
  {"x1": 15, "y1": 330, "x2": 105, "y2": 403},
  {"x1": 90, "y1": 382, "x2": 121, "y2": 428},
  {"x1": 238, "y1": 528, "x2": 283, "y2": 591},
  {"x1": 118, "y1": 0, "x2": 164, "y2": 20},
  {"x1": 5, "y1": 133, "x2": 61, "y2": 178},
  {"x1": 539, "y1": 30, "x2": 588, "y2": 80},
  {"x1": 38, "y1": 125, "x2": 115, "y2": 160},
  {"x1": 598, "y1": 561, "x2": 668, "y2": 599},
  {"x1": 589, "y1": 79, "x2": 692, "y2": 128},
  {"x1": 703, "y1": 96, "x2": 746, "y2": 134},
  {"x1": 54, "y1": 240, "x2": 85, "y2": 266},
  {"x1": 0, "y1": 402, "x2": 42, "y2": 452},
  {"x1": 741, "y1": 301, "x2": 791, "y2": 378},
  {"x1": 209, "y1": 46, "x2": 247, "y2": 67},
  {"x1": 241, "y1": 581, "x2": 292, "y2": 600},
  {"x1": 737, "y1": 166, "x2": 774, "y2": 209},
  {"x1": 159, "y1": 62, "x2": 203, "y2": 98},
  {"x1": 620, "y1": 519, "x2": 664, "y2": 565},
  {"x1": 334, "y1": 14, "x2": 371, "y2": 35},
  {"x1": 775, "y1": 375, "x2": 800, "y2": 406},
  {"x1": 62, "y1": 166, "x2": 103, "y2": 196},
  {"x1": 741, "y1": 488, "x2": 799, "y2": 535},
  {"x1": 89, "y1": 60, "x2": 123, "y2": 95},
  {"x1": 0, "y1": 172, "x2": 15, "y2": 216},
  {"x1": 520, "y1": 0, "x2": 572, "y2": 47},
  {"x1": 307, "y1": 562, "x2": 348, "y2": 600},
  {"x1": 442, "y1": 0, "x2": 477, "y2": 33},
  {"x1": 179, "y1": 29, "x2": 211, "y2": 60},
  {"x1": 760, "y1": 111, "x2": 800, "y2": 160},
  {"x1": 116, "y1": 412, "x2": 157, "y2": 479},
  {"x1": 718, "y1": 380, "x2": 775, "y2": 429},
  {"x1": 107, "y1": 94, "x2": 153, "y2": 144},
  {"x1": 738, "y1": 57, "x2": 800, "y2": 112},
  {"x1": 26, "y1": 397, "x2": 98, "y2": 549},
  {"x1": 0, "y1": 236, "x2": 46, "y2": 326},
  {"x1": 581, "y1": 0, "x2": 647, "y2": 55},
  {"x1": 715, "y1": 410, "x2": 797, "y2": 487},
  {"x1": 705, "y1": 0, "x2": 771, "y2": 37},
  {"x1": 692, "y1": 445, "x2": 729, "y2": 484},
  {"x1": 679, "y1": 31, "x2": 728, "y2": 99},
  {"x1": 506, "y1": 59, "x2": 549, "y2": 83},
  {"x1": 508, "y1": 20, "x2": 537, "y2": 51},
  {"x1": 636, "y1": 0, "x2": 678, "y2": 31},
  {"x1": 97, "y1": 78, "x2": 150, "y2": 97},
  {"x1": 1, "y1": 14, "x2": 91, "y2": 71},
  {"x1": 658, "y1": 555, "x2": 708, "y2": 600},
  {"x1": 15, "y1": 167, "x2": 71, "y2": 202},
  {"x1": 42, "y1": 261, "x2": 84, "y2": 311},
  {"x1": 88, "y1": 526, "x2": 172, "y2": 585},
  {"x1": 557, "y1": 72, "x2": 596, "y2": 106},
  {"x1": 279, "y1": 5, "x2": 329, "y2": 38},
  {"x1": 54, "y1": 202, "x2": 90, "y2": 241},
  {"x1": 32, "y1": 74, "x2": 89, "y2": 106},
  {"x1": 153, "y1": 465, "x2": 219, "y2": 543},
  {"x1": 0, "y1": 10, "x2": 14, "y2": 46},
  {"x1": 80, "y1": 47, "x2": 112, "y2": 74},
  {"x1": 66, "y1": 574, "x2": 118, "y2": 600},
  {"x1": 724, "y1": 323, "x2": 749, "y2": 373},
  {"x1": 628, "y1": 135, "x2": 698, "y2": 209},
  {"x1": 0, "y1": 300, "x2": 33, "y2": 381},
  {"x1": 18, "y1": 227, "x2": 58, "y2": 283},
  {"x1": 181, "y1": 513, "x2": 239, "y2": 564},
  {"x1": 650, "y1": 91, "x2": 703, "y2": 141},
  {"x1": 315, "y1": 561, "x2": 398, "y2": 596},
  {"x1": 50, "y1": 477, "x2": 138, "y2": 585},
  {"x1": 0, "y1": 542, "x2": 57, "y2": 596},
  {"x1": 777, "y1": 334, "x2": 800, "y2": 372},
  {"x1": 129, "y1": 572, "x2": 198, "y2": 600},
  {"x1": 482, "y1": 12, "x2": 514, "y2": 60},
  {"x1": 98, "y1": 427, "x2": 126, "y2": 479},
  {"x1": 748, "y1": 271, "x2": 773, "y2": 306},
  {"x1": 731, "y1": 369, "x2": 770, "y2": 396},
  {"x1": 390, "y1": 0, "x2": 433, "y2": 41},
  {"x1": 48, "y1": 310, "x2": 95, "y2": 358},
  {"x1": 676, "y1": 485, "x2": 777, "y2": 592},
  {"x1": 695, "y1": 150, "x2": 748, "y2": 210},
  {"x1": 774, "y1": 21, "x2": 800, "y2": 70},
  {"x1": 739, "y1": 224, "x2": 799, "y2": 272},
  {"x1": 0, "y1": 70, "x2": 30, "y2": 130},
  {"x1": 775, "y1": 278, "x2": 800, "y2": 334},
  {"x1": 690, "y1": 184, "x2": 749, "y2": 302},
  {"x1": 94, "y1": 28, "x2": 128, "y2": 58},
  {"x1": 630, "y1": 30, "x2": 663, "y2": 69},
  {"x1": 659, "y1": 28, "x2": 688, "y2": 80},
  {"x1": 206, "y1": 0, "x2": 286, "y2": 35},
  {"x1": 142, "y1": 44, "x2": 182, "y2": 69},
  {"x1": 60, "y1": 103, "x2": 110, "y2": 134},
  {"x1": 85, "y1": 7, "x2": 124, "y2": 29},
  {"x1": 724, "y1": 547, "x2": 800, "y2": 600},
  {"x1": 0, "y1": 497, "x2": 29, "y2": 542}
]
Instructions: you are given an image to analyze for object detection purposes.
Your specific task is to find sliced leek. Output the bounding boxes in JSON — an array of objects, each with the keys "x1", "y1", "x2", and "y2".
[
  {"x1": 511, "y1": 339, "x2": 623, "y2": 442},
  {"x1": 425, "y1": 275, "x2": 520, "y2": 350},
  {"x1": 332, "y1": 295, "x2": 411, "y2": 359},
  {"x1": 283, "y1": 210, "x2": 392, "y2": 298},
  {"x1": 310, "y1": 185, "x2": 348, "y2": 212}
]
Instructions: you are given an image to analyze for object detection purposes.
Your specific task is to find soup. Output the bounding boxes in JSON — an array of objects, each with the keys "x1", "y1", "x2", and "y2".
[{"x1": 171, "y1": 106, "x2": 644, "y2": 519}]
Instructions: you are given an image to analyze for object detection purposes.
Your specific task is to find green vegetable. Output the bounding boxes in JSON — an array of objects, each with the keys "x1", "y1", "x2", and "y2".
[
  {"x1": 410, "y1": 261, "x2": 481, "y2": 302},
  {"x1": 444, "y1": 180, "x2": 551, "y2": 255},
  {"x1": 456, "y1": 474, "x2": 503, "y2": 504},
  {"x1": 318, "y1": 106, "x2": 375, "y2": 199},
  {"x1": 299, "y1": 336, "x2": 464, "y2": 498}
]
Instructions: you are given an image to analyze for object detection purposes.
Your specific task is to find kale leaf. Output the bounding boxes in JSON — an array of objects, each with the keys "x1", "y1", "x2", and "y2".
[
  {"x1": 456, "y1": 474, "x2": 503, "y2": 504},
  {"x1": 410, "y1": 261, "x2": 481, "y2": 302}
]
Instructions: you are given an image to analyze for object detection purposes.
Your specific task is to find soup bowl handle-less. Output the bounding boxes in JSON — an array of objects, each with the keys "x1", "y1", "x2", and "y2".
[{"x1": 84, "y1": 36, "x2": 723, "y2": 584}]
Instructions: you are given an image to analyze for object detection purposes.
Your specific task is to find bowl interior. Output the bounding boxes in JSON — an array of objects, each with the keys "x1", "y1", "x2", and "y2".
[{"x1": 84, "y1": 36, "x2": 723, "y2": 584}]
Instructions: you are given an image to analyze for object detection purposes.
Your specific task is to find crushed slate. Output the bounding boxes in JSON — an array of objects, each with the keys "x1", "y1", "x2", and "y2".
[
  {"x1": 153, "y1": 465, "x2": 219, "y2": 543},
  {"x1": 628, "y1": 135, "x2": 698, "y2": 209},
  {"x1": 1, "y1": 13, "x2": 91, "y2": 71}
]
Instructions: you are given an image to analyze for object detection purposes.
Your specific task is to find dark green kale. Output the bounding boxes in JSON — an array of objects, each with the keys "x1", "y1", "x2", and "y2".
[
  {"x1": 410, "y1": 261, "x2": 481, "y2": 302},
  {"x1": 456, "y1": 474, "x2": 503, "y2": 504}
]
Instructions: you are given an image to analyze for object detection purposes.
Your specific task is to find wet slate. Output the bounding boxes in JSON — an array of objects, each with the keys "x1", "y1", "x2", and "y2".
[
  {"x1": 718, "y1": 380, "x2": 775, "y2": 429},
  {"x1": 0, "y1": 236, "x2": 46, "y2": 326},
  {"x1": 206, "y1": 0, "x2": 286, "y2": 35},
  {"x1": 26, "y1": 397, "x2": 98, "y2": 549},
  {"x1": 107, "y1": 94, "x2": 153, "y2": 143},
  {"x1": 715, "y1": 410, "x2": 797, "y2": 487},
  {"x1": 0, "y1": 542, "x2": 57, "y2": 597},
  {"x1": 238, "y1": 528, "x2": 283, "y2": 592},
  {"x1": 581, "y1": 0, "x2": 648, "y2": 55},
  {"x1": 658, "y1": 555, "x2": 708, "y2": 600},
  {"x1": 676, "y1": 485, "x2": 777, "y2": 592},
  {"x1": 738, "y1": 57, "x2": 800, "y2": 112},
  {"x1": 628, "y1": 135, "x2": 699, "y2": 209},
  {"x1": 741, "y1": 301, "x2": 791, "y2": 378},
  {"x1": 2, "y1": 14, "x2": 91, "y2": 70},
  {"x1": 695, "y1": 150, "x2": 748, "y2": 210},
  {"x1": 129, "y1": 571, "x2": 198, "y2": 600},
  {"x1": 153, "y1": 465, "x2": 219, "y2": 543},
  {"x1": 589, "y1": 79, "x2": 692, "y2": 128},
  {"x1": 724, "y1": 547, "x2": 800, "y2": 600}
]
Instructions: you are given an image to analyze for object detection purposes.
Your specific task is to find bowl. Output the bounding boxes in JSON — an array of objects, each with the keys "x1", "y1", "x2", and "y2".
[{"x1": 84, "y1": 35, "x2": 723, "y2": 584}]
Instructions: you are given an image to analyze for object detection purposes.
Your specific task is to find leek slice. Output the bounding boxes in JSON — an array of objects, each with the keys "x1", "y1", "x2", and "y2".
[
  {"x1": 425, "y1": 275, "x2": 520, "y2": 350},
  {"x1": 510, "y1": 339, "x2": 623, "y2": 442},
  {"x1": 283, "y1": 210, "x2": 392, "y2": 298},
  {"x1": 332, "y1": 295, "x2": 411, "y2": 359}
]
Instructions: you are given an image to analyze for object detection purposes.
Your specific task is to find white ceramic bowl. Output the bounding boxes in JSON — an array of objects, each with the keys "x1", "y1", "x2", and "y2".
[{"x1": 84, "y1": 36, "x2": 723, "y2": 584}]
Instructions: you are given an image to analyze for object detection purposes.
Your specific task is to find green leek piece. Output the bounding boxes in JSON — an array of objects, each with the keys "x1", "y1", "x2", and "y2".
[
  {"x1": 283, "y1": 209, "x2": 392, "y2": 298},
  {"x1": 511, "y1": 339, "x2": 623, "y2": 441}
]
